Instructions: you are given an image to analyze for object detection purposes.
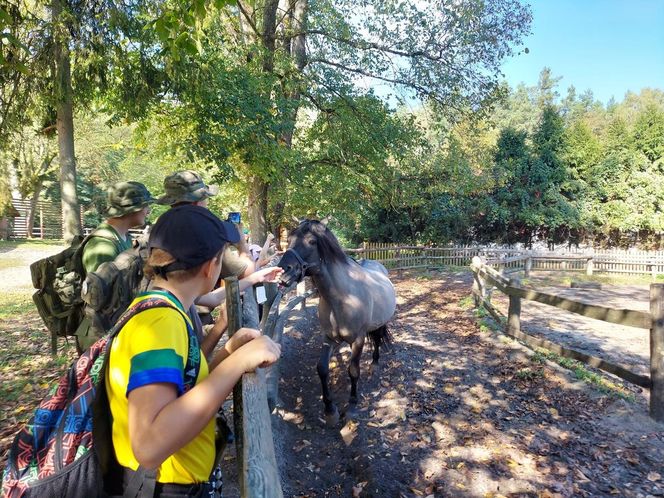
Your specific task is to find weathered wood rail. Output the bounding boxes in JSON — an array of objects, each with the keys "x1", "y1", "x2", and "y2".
[
  {"x1": 469, "y1": 257, "x2": 664, "y2": 422},
  {"x1": 225, "y1": 277, "x2": 283, "y2": 498},
  {"x1": 223, "y1": 277, "x2": 318, "y2": 496}
]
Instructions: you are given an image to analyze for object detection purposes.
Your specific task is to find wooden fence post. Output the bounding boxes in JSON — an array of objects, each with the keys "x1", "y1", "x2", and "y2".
[
  {"x1": 471, "y1": 256, "x2": 485, "y2": 308},
  {"x1": 586, "y1": 257, "x2": 594, "y2": 276},
  {"x1": 396, "y1": 248, "x2": 402, "y2": 277},
  {"x1": 226, "y1": 276, "x2": 283, "y2": 496},
  {"x1": 507, "y1": 278, "x2": 521, "y2": 336},
  {"x1": 650, "y1": 283, "x2": 664, "y2": 422},
  {"x1": 525, "y1": 255, "x2": 532, "y2": 278},
  {"x1": 224, "y1": 277, "x2": 244, "y2": 478}
]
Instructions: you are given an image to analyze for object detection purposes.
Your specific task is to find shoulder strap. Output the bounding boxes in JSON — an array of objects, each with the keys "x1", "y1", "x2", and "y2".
[
  {"x1": 108, "y1": 295, "x2": 201, "y2": 391},
  {"x1": 90, "y1": 226, "x2": 125, "y2": 253},
  {"x1": 67, "y1": 228, "x2": 122, "y2": 275}
]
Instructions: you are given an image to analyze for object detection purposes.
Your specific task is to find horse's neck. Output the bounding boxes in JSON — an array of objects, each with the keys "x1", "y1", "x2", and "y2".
[{"x1": 311, "y1": 262, "x2": 352, "y2": 304}]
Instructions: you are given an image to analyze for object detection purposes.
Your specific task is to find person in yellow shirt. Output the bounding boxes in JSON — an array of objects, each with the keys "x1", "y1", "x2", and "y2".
[{"x1": 105, "y1": 204, "x2": 280, "y2": 496}]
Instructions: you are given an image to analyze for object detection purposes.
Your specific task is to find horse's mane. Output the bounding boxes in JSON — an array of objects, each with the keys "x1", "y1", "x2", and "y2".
[{"x1": 296, "y1": 220, "x2": 349, "y2": 266}]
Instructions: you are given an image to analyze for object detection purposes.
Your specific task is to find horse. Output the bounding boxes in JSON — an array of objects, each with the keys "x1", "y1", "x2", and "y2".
[{"x1": 278, "y1": 219, "x2": 396, "y2": 425}]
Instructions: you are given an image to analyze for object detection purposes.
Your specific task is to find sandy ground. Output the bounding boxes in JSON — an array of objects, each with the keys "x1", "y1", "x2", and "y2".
[{"x1": 490, "y1": 276, "x2": 651, "y2": 376}]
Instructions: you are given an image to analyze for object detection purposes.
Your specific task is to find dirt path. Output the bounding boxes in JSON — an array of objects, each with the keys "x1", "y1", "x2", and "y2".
[
  {"x1": 262, "y1": 271, "x2": 664, "y2": 497},
  {"x1": 0, "y1": 241, "x2": 63, "y2": 292}
]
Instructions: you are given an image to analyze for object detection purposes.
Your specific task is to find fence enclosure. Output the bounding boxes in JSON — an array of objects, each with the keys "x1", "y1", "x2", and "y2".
[
  {"x1": 345, "y1": 243, "x2": 664, "y2": 279},
  {"x1": 469, "y1": 257, "x2": 664, "y2": 423}
]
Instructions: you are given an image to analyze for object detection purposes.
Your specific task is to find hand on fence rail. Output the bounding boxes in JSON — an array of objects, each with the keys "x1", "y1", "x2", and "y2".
[{"x1": 234, "y1": 335, "x2": 281, "y2": 372}]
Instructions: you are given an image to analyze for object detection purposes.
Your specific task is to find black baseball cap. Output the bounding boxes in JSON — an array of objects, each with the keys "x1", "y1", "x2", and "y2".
[{"x1": 149, "y1": 204, "x2": 240, "y2": 275}]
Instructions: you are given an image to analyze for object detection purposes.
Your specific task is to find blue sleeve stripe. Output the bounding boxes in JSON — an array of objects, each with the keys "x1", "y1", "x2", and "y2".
[{"x1": 126, "y1": 368, "x2": 184, "y2": 396}]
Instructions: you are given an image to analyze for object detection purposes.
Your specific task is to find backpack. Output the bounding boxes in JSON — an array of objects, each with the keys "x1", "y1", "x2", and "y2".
[
  {"x1": 29, "y1": 228, "x2": 121, "y2": 338},
  {"x1": 1, "y1": 295, "x2": 200, "y2": 498},
  {"x1": 81, "y1": 233, "x2": 150, "y2": 340}
]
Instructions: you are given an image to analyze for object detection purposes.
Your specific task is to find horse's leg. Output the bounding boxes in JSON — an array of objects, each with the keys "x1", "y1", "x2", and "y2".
[
  {"x1": 368, "y1": 326, "x2": 384, "y2": 378},
  {"x1": 345, "y1": 336, "x2": 365, "y2": 420},
  {"x1": 317, "y1": 340, "x2": 339, "y2": 426}
]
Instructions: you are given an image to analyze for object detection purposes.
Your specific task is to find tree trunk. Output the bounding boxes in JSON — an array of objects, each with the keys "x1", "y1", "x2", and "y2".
[
  {"x1": 53, "y1": 0, "x2": 81, "y2": 243},
  {"x1": 247, "y1": 0, "x2": 308, "y2": 241},
  {"x1": 281, "y1": 0, "x2": 308, "y2": 148},
  {"x1": 248, "y1": 175, "x2": 268, "y2": 244},
  {"x1": 261, "y1": 0, "x2": 279, "y2": 72}
]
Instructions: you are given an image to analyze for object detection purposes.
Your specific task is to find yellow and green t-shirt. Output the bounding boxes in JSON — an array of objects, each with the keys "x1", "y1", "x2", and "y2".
[{"x1": 105, "y1": 291, "x2": 215, "y2": 484}]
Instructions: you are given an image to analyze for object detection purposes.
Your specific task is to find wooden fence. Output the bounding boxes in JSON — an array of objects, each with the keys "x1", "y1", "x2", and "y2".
[
  {"x1": 344, "y1": 243, "x2": 664, "y2": 278},
  {"x1": 469, "y1": 257, "x2": 664, "y2": 423},
  {"x1": 223, "y1": 276, "x2": 317, "y2": 497},
  {"x1": 9, "y1": 198, "x2": 63, "y2": 239}
]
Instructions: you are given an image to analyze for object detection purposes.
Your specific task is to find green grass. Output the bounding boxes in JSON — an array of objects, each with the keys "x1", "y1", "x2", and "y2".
[
  {"x1": 531, "y1": 349, "x2": 634, "y2": 401},
  {"x1": 515, "y1": 367, "x2": 545, "y2": 381},
  {"x1": 0, "y1": 239, "x2": 64, "y2": 249},
  {"x1": 0, "y1": 290, "x2": 34, "y2": 319},
  {"x1": 458, "y1": 296, "x2": 474, "y2": 309}
]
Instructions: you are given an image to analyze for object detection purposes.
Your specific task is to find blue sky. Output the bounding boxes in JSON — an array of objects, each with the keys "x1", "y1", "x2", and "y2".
[{"x1": 501, "y1": 0, "x2": 664, "y2": 104}]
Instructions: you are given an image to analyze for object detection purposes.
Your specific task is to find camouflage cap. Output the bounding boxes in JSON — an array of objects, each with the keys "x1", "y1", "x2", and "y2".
[
  {"x1": 156, "y1": 170, "x2": 219, "y2": 205},
  {"x1": 105, "y1": 181, "x2": 156, "y2": 217}
]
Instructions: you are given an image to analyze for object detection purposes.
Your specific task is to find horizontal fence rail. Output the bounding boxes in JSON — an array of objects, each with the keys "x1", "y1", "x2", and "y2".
[{"x1": 469, "y1": 257, "x2": 664, "y2": 422}]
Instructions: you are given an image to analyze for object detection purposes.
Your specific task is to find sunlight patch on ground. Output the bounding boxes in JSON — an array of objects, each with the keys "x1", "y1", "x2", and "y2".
[{"x1": 275, "y1": 407, "x2": 305, "y2": 425}]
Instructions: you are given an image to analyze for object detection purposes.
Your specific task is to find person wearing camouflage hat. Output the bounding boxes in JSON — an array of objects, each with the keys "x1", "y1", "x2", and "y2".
[
  {"x1": 157, "y1": 170, "x2": 253, "y2": 280},
  {"x1": 82, "y1": 181, "x2": 156, "y2": 273},
  {"x1": 157, "y1": 170, "x2": 219, "y2": 206},
  {"x1": 76, "y1": 181, "x2": 155, "y2": 351},
  {"x1": 155, "y1": 170, "x2": 263, "y2": 353}
]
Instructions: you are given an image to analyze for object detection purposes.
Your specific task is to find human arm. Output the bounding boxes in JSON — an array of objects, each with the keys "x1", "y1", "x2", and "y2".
[
  {"x1": 208, "y1": 327, "x2": 261, "y2": 369},
  {"x1": 127, "y1": 335, "x2": 280, "y2": 469},
  {"x1": 199, "y1": 304, "x2": 228, "y2": 359},
  {"x1": 194, "y1": 266, "x2": 284, "y2": 309},
  {"x1": 233, "y1": 223, "x2": 254, "y2": 278}
]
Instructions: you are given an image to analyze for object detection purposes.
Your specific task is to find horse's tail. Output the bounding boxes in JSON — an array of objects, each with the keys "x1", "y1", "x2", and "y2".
[{"x1": 368, "y1": 324, "x2": 392, "y2": 351}]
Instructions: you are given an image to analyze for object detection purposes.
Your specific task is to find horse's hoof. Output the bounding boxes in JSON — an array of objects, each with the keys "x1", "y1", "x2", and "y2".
[{"x1": 324, "y1": 407, "x2": 340, "y2": 426}]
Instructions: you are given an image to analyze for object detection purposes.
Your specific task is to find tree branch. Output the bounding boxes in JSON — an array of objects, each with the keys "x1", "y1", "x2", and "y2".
[
  {"x1": 299, "y1": 29, "x2": 453, "y2": 63},
  {"x1": 307, "y1": 57, "x2": 438, "y2": 103}
]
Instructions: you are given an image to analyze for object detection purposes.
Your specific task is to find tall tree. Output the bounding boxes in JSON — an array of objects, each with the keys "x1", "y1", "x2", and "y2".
[
  {"x1": 115, "y1": 0, "x2": 532, "y2": 241},
  {"x1": 52, "y1": 0, "x2": 81, "y2": 240}
]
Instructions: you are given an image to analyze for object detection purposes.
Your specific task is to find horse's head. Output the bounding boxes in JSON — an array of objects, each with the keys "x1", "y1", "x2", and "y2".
[{"x1": 278, "y1": 217, "x2": 344, "y2": 288}]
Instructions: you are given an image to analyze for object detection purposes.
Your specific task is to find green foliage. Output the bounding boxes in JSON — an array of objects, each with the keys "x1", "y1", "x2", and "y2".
[{"x1": 633, "y1": 104, "x2": 664, "y2": 163}]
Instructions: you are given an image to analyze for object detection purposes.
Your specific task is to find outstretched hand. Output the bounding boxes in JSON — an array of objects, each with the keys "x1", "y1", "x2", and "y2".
[
  {"x1": 250, "y1": 266, "x2": 284, "y2": 284},
  {"x1": 234, "y1": 335, "x2": 281, "y2": 372}
]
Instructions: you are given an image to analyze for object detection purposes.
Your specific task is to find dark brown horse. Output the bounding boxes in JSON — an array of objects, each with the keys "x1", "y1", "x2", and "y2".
[{"x1": 279, "y1": 220, "x2": 396, "y2": 424}]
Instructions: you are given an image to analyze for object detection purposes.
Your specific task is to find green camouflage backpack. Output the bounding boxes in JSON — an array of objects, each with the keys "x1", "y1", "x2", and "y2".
[
  {"x1": 81, "y1": 232, "x2": 151, "y2": 338},
  {"x1": 29, "y1": 228, "x2": 120, "y2": 338}
]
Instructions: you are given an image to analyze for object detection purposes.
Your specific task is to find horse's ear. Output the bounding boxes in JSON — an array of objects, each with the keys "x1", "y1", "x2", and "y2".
[{"x1": 320, "y1": 215, "x2": 332, "y2": 226}]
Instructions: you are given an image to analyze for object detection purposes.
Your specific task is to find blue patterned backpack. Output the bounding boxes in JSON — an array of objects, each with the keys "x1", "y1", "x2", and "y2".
[{"x1": 2, "y1": 296, "x2": 199, "y2": 498}]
